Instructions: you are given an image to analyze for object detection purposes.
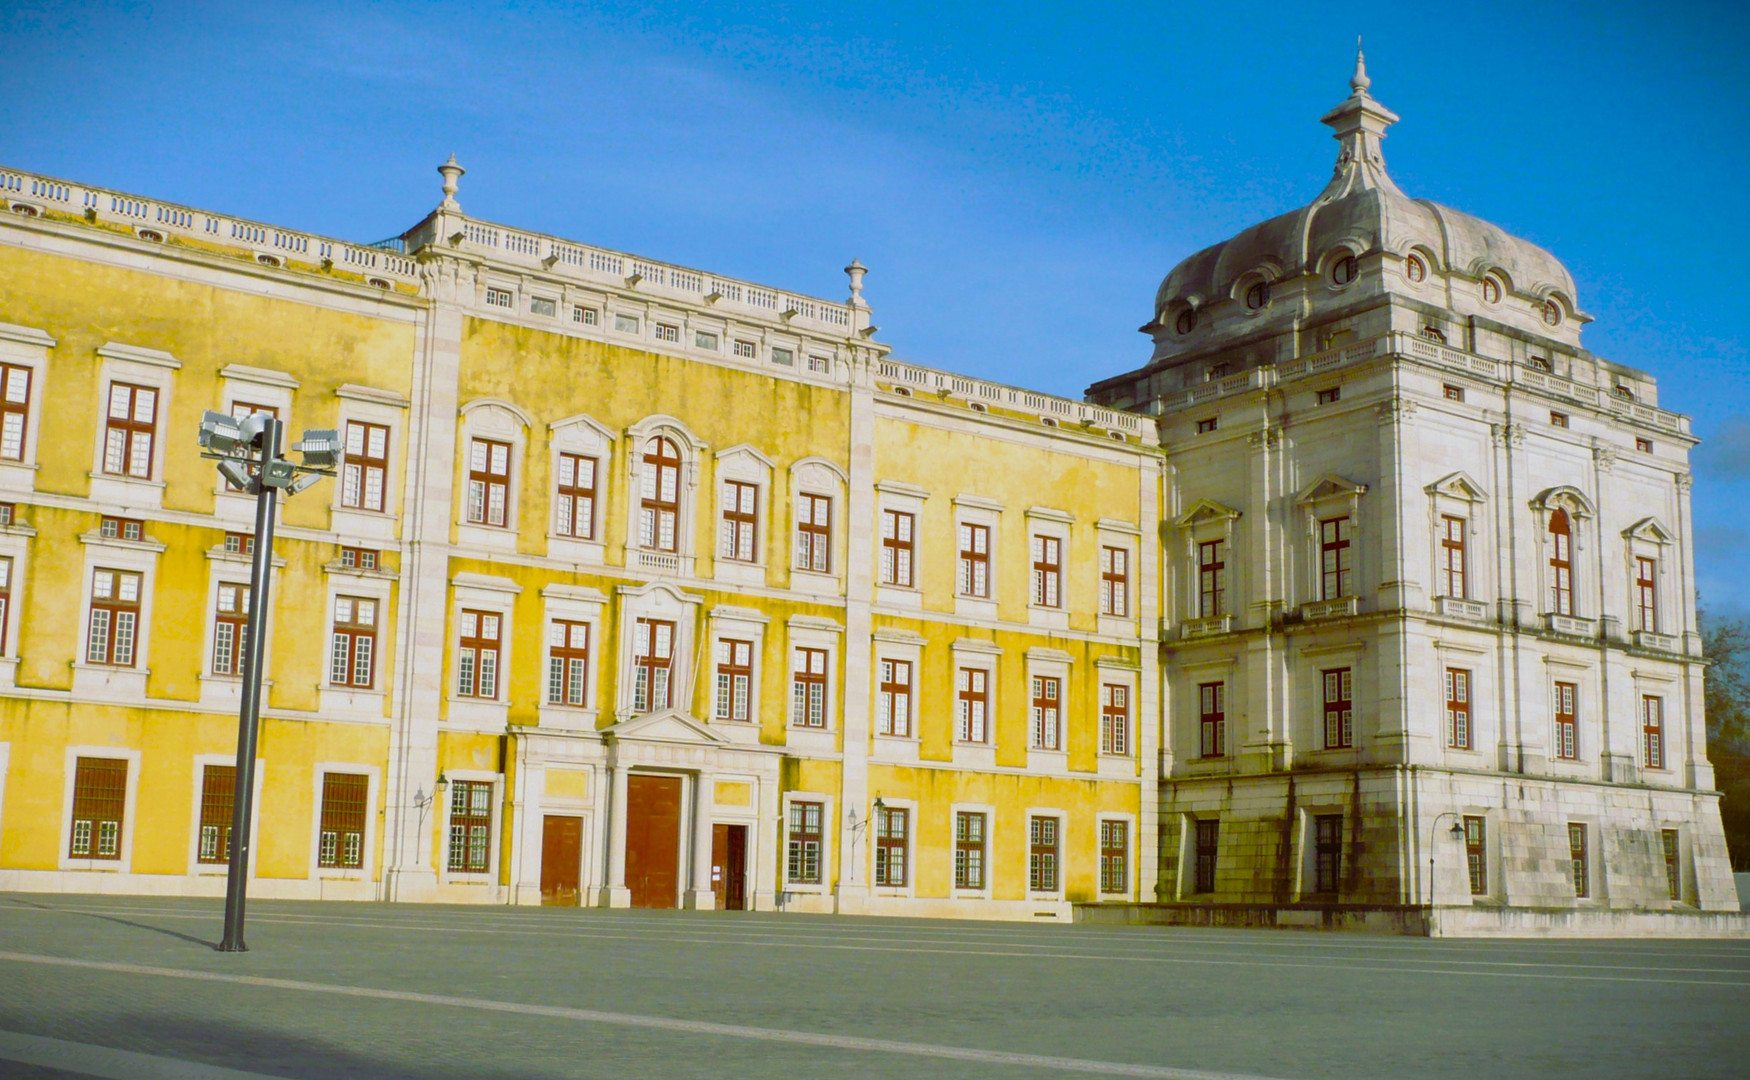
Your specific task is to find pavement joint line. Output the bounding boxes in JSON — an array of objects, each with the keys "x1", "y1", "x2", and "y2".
[
  {"x1": 0, "y1": 949, "x2": 1287, "y2": 1080},
  {"x1": 0, "y1": 1029, "x2": 294, "y2": 1080},
  {"x1": 18, "y1": 908, "x2": 1750, "y2": 982}
]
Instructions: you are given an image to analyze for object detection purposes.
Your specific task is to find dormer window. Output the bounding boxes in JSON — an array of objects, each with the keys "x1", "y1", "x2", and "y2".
[
  {"x1": 1612, "y1": 384, "x2": 1634, "y2": 401},
  {"x1": 1528, "y1": 356, "x2": 1553, "y2": 372},
  {"x1": 1405, "y1": 254, "x2": 1427, "y2": 283},
  {"x1": 1244, "y1": 281, "x2": 1270, "y2": 310},
  {"x1": 1481, "y1": 276, "x2": 1502, "y2": 305},
  {"x1": 1421, "y1": 326, "x2": 1446, "y2": 343},
  {"x1": 1331, "y1": 255, "x2": 1358, "y2": 286},
  {"x1": 1175, "y1": 309, "x2": 1197, "y2": 335},
  {"x1": 1543, "y1": 300, "x2": 1563, "y2": 327},
  {"x1": 1206, "y1": 363, "x2": 1230, "y2": 381}
]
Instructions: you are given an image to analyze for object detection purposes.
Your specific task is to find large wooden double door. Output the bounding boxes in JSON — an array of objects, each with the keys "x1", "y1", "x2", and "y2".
[{"x1": 625, "y1": 774, "x2": 683, "y2": 909}]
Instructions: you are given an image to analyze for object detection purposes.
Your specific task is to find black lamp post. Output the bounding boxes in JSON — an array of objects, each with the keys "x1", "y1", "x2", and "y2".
[
  {"x1": 198, "y1": 410, "x2": 337, "y2": 953},
  {"x1": 1427, "y1": 812, "x2": 1468, "y2": 916}
]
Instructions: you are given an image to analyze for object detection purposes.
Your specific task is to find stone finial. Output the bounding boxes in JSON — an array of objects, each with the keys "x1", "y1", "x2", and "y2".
[
  {"x1": 845, "y1": 258, "x2": 869, "y2": 308},
  {"x1": 1351, "y1": 38, "x2": 1371, "y2": 96},
  {"x1": 438, "y1": 153, "x2": 465, "y2": 210}
]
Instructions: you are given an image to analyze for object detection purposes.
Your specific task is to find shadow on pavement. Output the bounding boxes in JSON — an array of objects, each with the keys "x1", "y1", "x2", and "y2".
[{"x1": 0, "y1": 895, "x2": 219, "y2": 950}]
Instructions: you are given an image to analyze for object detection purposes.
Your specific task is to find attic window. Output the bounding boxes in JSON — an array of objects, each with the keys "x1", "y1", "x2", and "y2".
[
  {"x1": 1316, "y1": 387, "x2": 1341, "y2": 405},
  {"x1": 1330, "y1": 254, "x2": 1358, "y2": 286},
  {"x1": 892, "y1": 386, "x2": 912, "y2": 397},
  {"x1": 530, "y1": 296, "x2": 557, "y2": 317},
  {"x1": 1550, "y1": 411, "x2": 1570, "y2": 429},
  {"x1": 1040, "y1": 416, "x2": 1059, "y2": 428},
  {"x1": 573, "y1": 306, "x2": 598, "y2": 325},
  {"x1": 1481, "y1": 276, "x2": 1502, "y2": 305},
  {"x1": 1195, "y1": 417, "x2": 1218, "y2": 434},
  {"x1": 1636, "y1": 437, "x2": 1654, "y2": 453},
  {"x1": 1206, "y1": 363, "x2": 1230, "y2": 381},
  {"x1": 1175, "y1": 309, "x2": 1197, "y2": 335},
  {"x1": 1421, "y1": 326, "x2": 1447, "y2": 343},
  {"x1": 1443, "y1": 384, "x2": 1465, "y2": 402},
  {"x1": 485, "y1": 287, "x2": 513, "y2": 308},
  {"x1": 1244, "y1": 281, "x2": 1270, "y2": 310},
  {"x1": 969, "y1": 401, "x2": 988, "y2": 413},
  {"x1": 1108, "y1": 431, "x2": 1126, "y2": 441},
  {"x1": 1405, "y1": 254, "x2": 1427, "y2": 283},
  {"x1": 1543, "y1": 300, "x2": 1563, "y2": 327},
  {"x1": 1612, "y1": 384, "x2": 1634, "y2": 401},
  {"x1": 1528, "y1": 356, "x2": 1552, "y2": 372},
  {"x1": 256, "y1": 253, "x2": 282, "y2": 268}
]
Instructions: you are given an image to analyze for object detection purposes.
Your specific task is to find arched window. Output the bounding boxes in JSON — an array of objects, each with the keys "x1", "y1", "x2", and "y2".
[
  {"x1": 1548, "y1": 508, "x2": 1573, "y2": 615},
  {"x1": 1331, "y1": 255, "x2": 1358, "y2": 286},
  {"x1": 1405, "y1": 254, "x2": 1427, "y2": 283},
  {"x1": 640, "y1": 436, "x2": 681, "y2": 552}
]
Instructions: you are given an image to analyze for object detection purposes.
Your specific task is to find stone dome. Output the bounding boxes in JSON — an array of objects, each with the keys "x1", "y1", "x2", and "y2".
[{"x1": 1154, "y1": 51, "x2": 1585, "y2": 329}]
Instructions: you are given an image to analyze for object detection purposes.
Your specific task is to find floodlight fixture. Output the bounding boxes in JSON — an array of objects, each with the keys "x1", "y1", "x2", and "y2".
[
  {"x1": 284, "y1": 471, "x2": 324, "y2": 495},
  {"x1": 260, "y1": 459, "x2": 297, "y2": 489},
  {"x1": 292, "y1": 429, "x2": 340, "y2": 469},
  {"x1": 238, "y1": 412, "x2": 273, "y2": 449},
  {"x1": 199, "y1": 410, "x2": 243, "y2": 454},
  {"x1": 216, "y1": 459, "x2": 254, "y2": 491}
]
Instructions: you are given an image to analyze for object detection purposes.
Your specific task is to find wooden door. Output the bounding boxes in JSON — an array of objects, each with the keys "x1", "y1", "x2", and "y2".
[
  {"x1": 625, "y1": 774, "x2": 682, "y2": 909},
  {"x1": 710, "y1": 823, "x2": 749, "y2": 911},
  {"x1": 540, "y1": 815, "x2": 582, "y2": 906}
]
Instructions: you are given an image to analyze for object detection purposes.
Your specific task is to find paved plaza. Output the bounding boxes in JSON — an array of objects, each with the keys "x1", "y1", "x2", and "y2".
[{"x1": 0, "y1": 895, "x2": 1743, "y2": 1080}]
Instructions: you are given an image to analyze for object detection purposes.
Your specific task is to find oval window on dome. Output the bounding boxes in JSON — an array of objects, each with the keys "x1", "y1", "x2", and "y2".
[
  {"x1": 1543, "y1": 299, "x2": 1562, "y2": 326},
  {"x1": 1331, "y1": 255, "x2": 1359, "y2": 286},
  {"x1": 1481, "y1": 277, "x2": 1502, "y2": 305},
  {"x1": 1405, "y1": 254, "x2": 1427, "y2": 283},
  {"x1": 1175, "y1": 308, "x2": 1197, "y2": 335},
  {"x1": 1244, "y1": 281, "x2": 1270, "y2": 310}
]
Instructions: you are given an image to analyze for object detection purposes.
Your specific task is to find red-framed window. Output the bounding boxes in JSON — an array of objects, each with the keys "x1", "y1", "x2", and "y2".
[
  {"x1": 720, "y1": 480, "x2": 758, "y2": 563},
  {"x1": 1193, "y1": 819, "x2": 1219, "y2": 893},
  {"x1": 1099, "y1": 820, "x2": 1129, "y2": 894},
  {"x1": 1440, "y1": 515, "x2": 1467, "y2": 598},
  {"x1": 1198, "y1": 539, "x2": 1227, "y2": 618},
  {"x1": 1568, "y1": 822, "x2": 1589, "y2": 898},
  {"x1": 338, "y1": 545, "x2": 375, "y2": 569},
  {"x1": 0, "y1": 555, "x2": 13, "y2": 653},
  {"x1": 466, "y1": 438, "x2": 511, "y2": 527},
  {"x1": 1642, "y1": 695, "x2": 1665, "y2": 769},
  {"x1": 639, "y1": 436, "x2": 681, "y2": 552},
  {"x1": 341, "y1": 421, "x2": 389, "y2": 512},
  {"x1": 1198, "y1": 682, "x2": 1225, "y2": 758},
  {"x1": 68, "y1": 757, "x2": 127, "y2": 860},
  {"x1": 1323, "y1": 668, "x2": 1353, "y2": 749},
  {"x1": 455, "y1": 610, "x2": 501, "y2": 699},
  {"x1": 714, "y1": 638, "x2": 752, "y2": 722},
  {"x1": 1100, "y1": 545, "x2": 1129, "y2": 617},
  {"x1": 632, "y1": 618, "x2": 675, "y2": 712},
  {"x1": 1030, "y1": 675, "x2": 1062, "y2": 750},
  {"x1": 955, "y1": 667, "x2": 989, "y2": 743},
  {"x1": 791, "y1": 647, "x2": 828, "y2": 728},
  {"x1": 957, "y1": 522, "x2": 990, "y2": 598},
  {"x1": 1548, "y1": 509, "x2": 1574, "y2": 615},
  {"x1": 447, "y1": 780, "x2": 493, "y2": 873},
  {"x1": 329, "y1": 596, "x2": 378, "y2": 688},
  {"x1": 1313, "y1": 813, "x2": 1343, "y2": 894},
  {"x1": 1319, "y1": 516, "x2": 1353, "y2": 600},
  {"x1": 787, "y1": 801, "x2": 823, "y2": 884},
  {"x1": 955, "y1": 811, "x2": 987, "y2": 890},
  {"x1": 1028, "y1": 815, "x2": 1060, "y2": 892},
  {"x1": 875, "y1": 805, "x2": 908, "y2": 887},
  {"x1": 102, "y1": 382, "x2": 157, "y2": 479},
  {"x1": 211, "y1": 582, "x2": 251, "y2": 677},
  {"x1": 555, "y1": 453, "x2": 597, "y2": 539},
  {"x1": 1464, "y1": 816, "x2": 1487, "y2": 895},
  {"x1": 0, "y1": 362, "x2": 30, "y2": 461},
  {"x1": 1030, "y1": 535, "x2": 1062, "y2": 607},
  {"x1": 317, "y1": 772, "x2": 368, "y2": 869},
  {"x1": 1635, "y1": 557, "x2": 1658, "y2": 633},
  {"x1": 795, "y1": 493, "x2": 832, "y2": 572},
  {"x1": 1554, "y1": 682, "x2": 1578, "y2": 760},
  {"x1": 1101, "y1": 683, "x2": 1130, "y2": 755},
  {"x1": 197, "y1": 764, "x2": 235, "y2": 865},
  {"x1": 100, "y1": 516, "x2": 143, "y2": 541},
  {"x1": 87, "y1": 568, "x2": 142, "y2": 667},
  {"x1": 879, "y1": 509, "x2": 913, "y2": 587},
  {"x1": 547, "y1": 620, "x2": 590, "y2": 707},
  {"x1": 877, "y1": 658, "x2": 912, "y2": 737},
  {"x1": 1445, "y1": 668, "x2": 1471, "y2": 750}
]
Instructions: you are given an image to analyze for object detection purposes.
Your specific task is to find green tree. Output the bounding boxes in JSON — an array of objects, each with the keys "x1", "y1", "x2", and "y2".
[{"x1": 1701, "y1": 608, "x2": 1750, "y2": 871}]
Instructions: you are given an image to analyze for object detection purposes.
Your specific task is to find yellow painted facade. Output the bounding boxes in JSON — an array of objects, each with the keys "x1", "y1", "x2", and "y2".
[{"x1": 0, "y1": 162, "x2": 1160, "y2": 917}]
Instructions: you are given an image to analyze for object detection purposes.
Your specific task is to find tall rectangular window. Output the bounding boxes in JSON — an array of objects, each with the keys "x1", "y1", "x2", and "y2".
[
  {"x1": 1199, "y1": 682, "x2": 1225, "y2": 758},
  {"x1": 1100, "y1": 546, "x2": 1129, "y2": 616},
  {"x1": 955, "y1": 667, "x2": 989, "y2": 743},
  {"x1": 1099, "y1": 820, "x2": 1129, "y2": 894},
  {"x1": 1193, "y1": 819, "x2": 1219, "y2": 893},
  {"x1": 197, "y1": 764, "x2": 235, "y2": 864},
  {"x1": 1029, "y1": 815, "x2": 1059, "y2": 892},
  {"x1": 455, "y1": 610, "x2": 501, "y2": 699},
  {"x1": 467, "y1": 439, "x2": 511, "y2": 527},
  {"x1": 714, "y1": 639, "x2": 753, "y2": 722},
  {"x1": 879, "y1": 510, "x2": 914, "y2": 586},
  {"x1": 877, "y1": 658, "x2": 912, "y2": 737},
  {"x1": 1642, "y1": 695, "x2": 1665, "y2": 769},
  {"x1": 786, "y1": 801, "x2": 823, "y2": 884},
  {"x1": 720, "y1": 480, "x2": 758, "y2": 563},
  {"x1": 68, "y1": 757, "x2": 127, "y2": 860},
  {"x1": 341, "y1": 421, "x2": 389, "y2": 512},
  {"x1": 954, "y1": 811, "x2": 986, "y2": 890},
  {"x1": 102, "y1": 383, "x2": 157, "y2": 479},
  {"x1": 0, "y1": 362, "x2": 30, "y2": 461},
  {"x1": 1314, "y1": 813, "x2": 1343, "y2": 894},
  {"x1": 1635, "y1": 557, "x2": 1658, "y2": 632},
  {"x1": 632, "y1": 618, "x2": 675, "y2": 712},
  {"x1": 1464, "y1": 815, "x2": 1487, "y2": 895},
  {"x1": 795, "y1": 493, "x2": 831, "y2": 572},
  {"x1": 639, "y1": 437, "x2": 681, "y2": 552},
  {"x1": 447, "y1": 780, "x2": 493, "y2": 873},
  {"x1": 875, "y1": 806, "x2": 908, "y2": 887},
  {"x1": 1548, "y1": 510, "x2": 1574, "y2": 615},
  {"x1": 791, "y1": 647, "x2": 827, "y2": 728},
  {"x1": 1198, "y1": 539, "x2": 1227, "y2": 618},
  {"x1": 86, "y1": 568, "x2": 142, "y2": 667},
  {"x1": 1323, "y1": 668, "x2": 1353, "y2": 749},
  {"x1": 1439, "y1": 515, "x2": 1467, "y2": 598},
  {"x1": 957, "y1": 523, "x2": 990, "y2": 598},
  {"x1": 211, "y1": 582, "x2": 251, "y2": 677},
  {"x1": 1030, "y1": 675, "x2": 1062, "y2": 750},
  {"x1": 1030, "y1": 535, "x2": 1061, "y2": 607},
  {"x1": 554, "y1": 453, "x2": 597, "y2": 539},
  {"x1": 222, "y1": 402, "x2": 276, "y2": 491},
  {"x1": 1445, "y1": 668, "x2": 1471, "y2": 750},
  {"x1": 329, "y1": 597, "x2": 378, "y2": 688},
  {"x1": 1319, "y1": 516, "x2": 1353, "y2": 599},
  {"x1": 1662, "y1": 829, "x2": 1681, "y2": 901},
  {"x1": 1554, "y1": 682, "x2": 1578, "y2": 760},
  {"x1": 547, "y1": 620, "x2": 590, "y2": 707},
  {"x1": 0, "y1": 555, "x2": 13, "y2": 654},
  {"x1": 317, "y1": 773, "x2": 368, "y2": 869},
  {"x1": 1568, "y1": 822, "x2": 1589, "y2": 898},
  {"x1": 1101, "y1": 683, "x2": 1131, "y2": 756}
]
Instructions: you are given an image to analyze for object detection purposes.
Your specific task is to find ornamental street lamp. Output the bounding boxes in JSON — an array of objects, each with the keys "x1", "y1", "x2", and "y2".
[
  {"x1": 198, "y1": 410, "x2": 338, "y2": 953},
  {"x1": 1427, "y1": 812, "x2": 1468, "y2": 918}
]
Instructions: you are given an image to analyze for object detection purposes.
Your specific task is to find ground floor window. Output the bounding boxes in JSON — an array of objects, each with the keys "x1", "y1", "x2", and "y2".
[
  {"x1": 69, "y1": 757, "x2": 127, "y2": 860},
  {"x1": 875, "y1": 806, "x2": 909, "y2": 887},
  {"x1": 787, "y1": 801, "x2": 823, "y2": 885},
  {"x1": 1193, "y1": 818, "x2": 1218, "y2": 894},
  {"x1": 1313, "y1": 813, "x2": 1343, "y2": 894},
  {"x1": 1464, "y1": 816, "x2": 1487, "y2": 896},
  {"x1": 198, "y1": 764, "x2": 235, "y2": 864},
  {"x1": 1662, "y1": 829, "x2": 1682, "y2": 901},
  {"x1": 447, "y1": 780, "x2": 494, "y2": 873},
  {"x1": 954, "y1": 811, "x2": 986, "y2": 890},
  {"x1": 318, "y1": 773, "x2": 368, "y2": 869},
  {"x1": 1568, "y1": 822, "x2": 1588, "y2": 898},
  {"x1": 1099, "y1": 820, "x2": 1128, "y2": 894},
  {"x1": 1029, "y1": 816, "x2": 1059, "y2": 892}
]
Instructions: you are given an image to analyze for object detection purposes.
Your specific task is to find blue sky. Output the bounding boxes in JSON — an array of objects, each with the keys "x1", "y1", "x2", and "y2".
[{"x1": 2, "y1": 0, "x2": 1746, "y2": 615}]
